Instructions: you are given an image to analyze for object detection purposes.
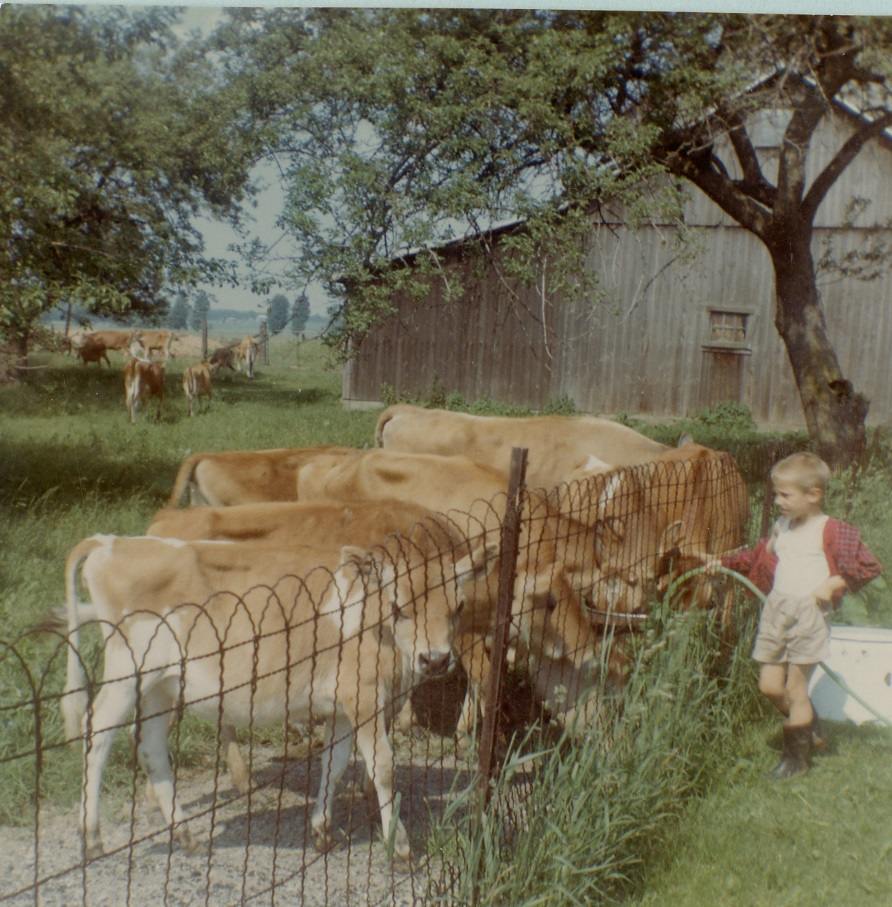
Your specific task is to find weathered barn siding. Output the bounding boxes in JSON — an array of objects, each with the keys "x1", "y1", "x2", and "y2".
[{"x1": 343, "y1": 107, "x2": 892, "y2": 427}]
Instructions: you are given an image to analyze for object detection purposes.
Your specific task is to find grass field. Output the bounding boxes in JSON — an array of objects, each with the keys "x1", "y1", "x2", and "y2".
[{"x1": 2, "y1": 334, "x2": 890, "y2": 905}]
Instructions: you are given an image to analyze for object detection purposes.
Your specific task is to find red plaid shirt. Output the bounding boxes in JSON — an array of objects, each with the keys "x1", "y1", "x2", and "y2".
[{"x1": 722, "y1": 517, "x2": 882, "y2": 604}]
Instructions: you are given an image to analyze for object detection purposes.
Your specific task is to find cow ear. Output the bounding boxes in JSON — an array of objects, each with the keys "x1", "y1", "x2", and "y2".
[
  {"x1": 339, "y1": 545, "x2": 377, "y2": 576},
  {"x1": 340, "y1": 545, "x2": 396, "y2": 587},
  {"x1": 454, "y1": 540, "x2": 498, "y2": 587}
]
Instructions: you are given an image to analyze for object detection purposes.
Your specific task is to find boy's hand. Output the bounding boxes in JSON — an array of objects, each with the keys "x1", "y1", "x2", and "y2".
[
  {"x1": 704, "y1": 558, "x2": 723, "y2": 576},
  {"x1": 814, "y1": 575, "x2": 848, "y2": 609}
]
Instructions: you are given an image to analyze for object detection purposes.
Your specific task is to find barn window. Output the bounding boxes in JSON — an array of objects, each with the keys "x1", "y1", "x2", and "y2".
[{"x1": 707, "y1": 309, "x2": 749, "y2": 345}]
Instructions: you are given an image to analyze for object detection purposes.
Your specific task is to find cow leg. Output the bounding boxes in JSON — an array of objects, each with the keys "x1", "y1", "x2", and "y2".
[
  {"x1": 222, "y1": 723, "x2": 251, "y2": 795},
  {"x1": 310, "y1": 715, "x2": 353, "y2": 853},
  {"x1": 353, "y1": 713, "x2": 410, "y2": 862},
  {"x1": 81, "y1": 677, "x2": 138, "y2": 860},
  {"x1": 455, "y1": 631, "x2": 489, "y2": 738},
  {"x1": 135, "y1": 681, "x2": 196, "y2": 853}
]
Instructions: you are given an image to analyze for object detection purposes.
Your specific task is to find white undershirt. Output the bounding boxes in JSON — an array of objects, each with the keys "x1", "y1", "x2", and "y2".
[{"x1": 771, "y1": 514, "x2": 831, "y2": 597}]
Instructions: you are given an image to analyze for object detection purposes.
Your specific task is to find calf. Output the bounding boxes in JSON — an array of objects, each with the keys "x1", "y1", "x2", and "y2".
[
  {"x1": 236, "y1": 335, "x2": 259, "y2": 379},
  {"x1": 182, "y1": 362, "x2": 214, "y2": 417},
  {"x1": 62, "y1": 529, "x2": 491, "y2": 861},
  {"x1": 123, "y1": 356, "x2": 165, "y2": 424},
  {"x1": 208, "y1": 345, "x2": 237, "y2": 372}
]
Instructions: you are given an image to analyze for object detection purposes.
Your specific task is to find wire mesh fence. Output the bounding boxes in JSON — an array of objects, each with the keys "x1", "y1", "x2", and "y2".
[{"x1": 0, "y1": 448, "x2": 754, "y2": 906}]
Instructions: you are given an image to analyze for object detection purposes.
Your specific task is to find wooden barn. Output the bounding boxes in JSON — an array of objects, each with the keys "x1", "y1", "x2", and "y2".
[{"x1": 342, "y1": 105, "x2": 892, "y2": 428}]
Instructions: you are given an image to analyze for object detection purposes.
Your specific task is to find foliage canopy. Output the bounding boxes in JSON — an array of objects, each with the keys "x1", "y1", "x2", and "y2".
[{"x1": 0, "y1": 5, "x2": 257, "y2": 354}]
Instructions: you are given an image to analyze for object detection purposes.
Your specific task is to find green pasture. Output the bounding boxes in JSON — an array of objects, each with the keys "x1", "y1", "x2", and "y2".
[{"x1": 1, "y1": 337, "x2": 890, "y2": 905}]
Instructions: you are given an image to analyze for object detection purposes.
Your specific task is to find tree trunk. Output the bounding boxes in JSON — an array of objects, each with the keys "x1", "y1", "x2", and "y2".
[
  {"x1": 769, "y1": 229, "x2": 868, "y2": 470},
  {"x1": 14, "y1": 333, "x2": 29, "y2": 374}
]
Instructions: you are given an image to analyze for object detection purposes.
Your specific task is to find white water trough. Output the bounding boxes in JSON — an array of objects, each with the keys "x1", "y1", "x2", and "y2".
[{"x1": 809, "y1": 625, "x2": 892, "y2": 725}]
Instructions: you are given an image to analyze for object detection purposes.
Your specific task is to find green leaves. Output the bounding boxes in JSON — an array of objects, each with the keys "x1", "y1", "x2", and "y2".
[{"x1": 0, "y1": 6, "x2": 254, "y2": 350}]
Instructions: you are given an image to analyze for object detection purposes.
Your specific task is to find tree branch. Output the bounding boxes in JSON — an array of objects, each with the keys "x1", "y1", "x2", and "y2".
[{"x1": 803, "y1": 110, "x2": 892, "y2": 223}]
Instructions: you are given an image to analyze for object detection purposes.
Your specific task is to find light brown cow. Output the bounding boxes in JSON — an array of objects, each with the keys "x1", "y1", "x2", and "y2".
[
  {"x1": 182, "y1": 362, "x2": 214, "y2": 417},
  {"x1": 123, "y1": 356, "x2": 165, "y2": 424},
  {"x1": 134, "y1": 329, "x2": 176, "y2": 360},
  {"x1": 166, "y1": 446, "x2": 362, "y2": 507},
  {"x1": 75, "y1": 337, "x2": 111, "y2": 368},
  {"x1": 236, "y1": 335, "x2": 259, "y2": 379},
  {"x1": 559, "y1": 442, "x2": 750, "y2": 637},
  {"x1": 375, "y1": 404, "x2": 670, "y2": 490},
  {"x1": 62, "y1": 529, "x2": 492, "y2": 861},
  {"x1": 296, "y1": 447, "x2": 616, "y2": 732}
]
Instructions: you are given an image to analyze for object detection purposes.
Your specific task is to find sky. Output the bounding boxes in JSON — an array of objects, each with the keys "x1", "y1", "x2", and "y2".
[{"x1": 8, "y1": 1, "x2": 891, "y2": 315}]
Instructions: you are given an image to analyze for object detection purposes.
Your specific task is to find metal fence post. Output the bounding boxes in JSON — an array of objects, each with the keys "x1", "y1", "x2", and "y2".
[{"x1": 477, "y1": 446, "x2": 528, "y2": 801}]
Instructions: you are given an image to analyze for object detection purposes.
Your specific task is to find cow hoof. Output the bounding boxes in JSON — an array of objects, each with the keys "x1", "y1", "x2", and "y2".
[
  {"x1": 176, "y1": 826, "x2": 200, "y2": 855},
  {"x1": 312, "y1": 827, "x2": 339, "y2": 854},
  {"x1": 84, "y1": 839, "x2": 104, "y2": 862},
  {"x1": 389, "y1": 833, "x2": 412, "y2": 866}
]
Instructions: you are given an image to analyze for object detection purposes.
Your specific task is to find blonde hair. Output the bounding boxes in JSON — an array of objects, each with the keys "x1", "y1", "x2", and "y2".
[{"x1": 770, "y1": 452, "x2": 831, "y2": 493}]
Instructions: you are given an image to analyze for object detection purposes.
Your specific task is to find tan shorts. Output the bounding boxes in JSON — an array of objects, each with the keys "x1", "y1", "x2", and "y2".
[{"x1": 751, "y1": 590, "x2": 831, "y2": 666}]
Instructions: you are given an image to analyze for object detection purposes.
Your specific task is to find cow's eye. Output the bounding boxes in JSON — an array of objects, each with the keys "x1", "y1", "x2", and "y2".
[{"x1": 545, "y1": 592, "x2": 558, "y2": 612}]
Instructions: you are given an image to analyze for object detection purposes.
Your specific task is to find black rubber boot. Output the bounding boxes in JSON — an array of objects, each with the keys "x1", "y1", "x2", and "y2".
[{"x1": 771, "y1": 725, "x2": 812, "y2": 780}]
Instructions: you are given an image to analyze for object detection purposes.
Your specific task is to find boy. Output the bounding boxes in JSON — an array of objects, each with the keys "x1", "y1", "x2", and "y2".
[{"x1": 719, "y1": 452, "x2": 882, "y2": 779}]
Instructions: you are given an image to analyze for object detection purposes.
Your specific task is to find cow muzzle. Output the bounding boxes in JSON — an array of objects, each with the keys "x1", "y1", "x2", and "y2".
[{"x1": 416, "y1": 649, "x2": 455, "y2": 677}]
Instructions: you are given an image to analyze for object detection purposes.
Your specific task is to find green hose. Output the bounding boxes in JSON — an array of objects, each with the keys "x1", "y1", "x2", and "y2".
[{"x1": 661, "y1": 564, "x2": 892, "y2": 728}]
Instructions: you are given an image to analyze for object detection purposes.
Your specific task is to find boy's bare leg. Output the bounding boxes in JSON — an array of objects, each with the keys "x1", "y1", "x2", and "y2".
[
  {"x1": 758, "y1": 663, "x2": 791, "y2": 716},
  {"x1": 784, "y1": 663, "x2": 817, "y2": 726}
]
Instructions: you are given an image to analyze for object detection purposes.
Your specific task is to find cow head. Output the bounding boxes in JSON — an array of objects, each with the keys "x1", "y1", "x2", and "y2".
[{"x1": 338, "y1": 539, "x2": 496, "y2": 678}]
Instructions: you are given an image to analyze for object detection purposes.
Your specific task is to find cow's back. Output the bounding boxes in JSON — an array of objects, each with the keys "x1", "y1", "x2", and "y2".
[
  {"x1": 299, "y1": 448, "x2": 509, "y2": 517},
  {"x1": 376, "y1": 405, "x2": 669, "y2": 489}
]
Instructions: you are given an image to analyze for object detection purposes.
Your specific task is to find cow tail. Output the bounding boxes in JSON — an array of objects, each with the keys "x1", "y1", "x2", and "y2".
[
  {"x1": 375, "y1": 406, "x2": 397, "y2": 447},
  {"x1": 167, "y1": 452, "x2": 201, "y2": 507},
  {"x1": 62, "y1": 538, "x2": 102, "y2": 745}
]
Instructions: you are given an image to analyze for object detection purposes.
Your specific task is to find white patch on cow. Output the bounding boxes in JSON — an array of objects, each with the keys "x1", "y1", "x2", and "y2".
[
  {"x1": 91, "y1": 533, "x2": 117, "y2": 548},
  {"x1": 597, "y1": 473, "x2": 623, "y2": 511},
  {"x1": 321, "y1": 566, "x2": 365, "y2": 638},
  {"x1": 581, "y1": 454, "x2": 610, "y2": 473}
]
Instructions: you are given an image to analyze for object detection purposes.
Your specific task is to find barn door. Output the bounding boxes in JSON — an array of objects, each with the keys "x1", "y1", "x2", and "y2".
[{"x1": 699, "y1": 309, "x2": 752, "y2": 409}]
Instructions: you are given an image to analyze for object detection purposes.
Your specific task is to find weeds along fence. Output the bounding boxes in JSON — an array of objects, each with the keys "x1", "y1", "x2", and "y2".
[{"x1": 0, "y1": 450, "x2": 756, "y2": 906}]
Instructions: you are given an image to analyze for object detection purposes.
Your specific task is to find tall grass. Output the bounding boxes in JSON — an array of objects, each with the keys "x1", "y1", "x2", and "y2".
[{"x1": 432, "y1": 604, "x2": 762, "y2": 905}]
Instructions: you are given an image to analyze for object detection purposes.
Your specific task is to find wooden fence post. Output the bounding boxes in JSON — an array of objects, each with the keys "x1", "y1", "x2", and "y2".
[
  {"x1": 477, "y1": 446, "x2": 528, "y2": 801},
  {"x1": 259, "y1": 318, "x2": 270, "y2": 366},
  {"x1": 201, "y1": 316, "x2": 208, "y2": 361}
]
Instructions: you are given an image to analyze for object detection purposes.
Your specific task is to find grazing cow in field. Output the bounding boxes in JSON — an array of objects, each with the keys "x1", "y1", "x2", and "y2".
[
  {"x1": 75, "y1": 337, "x2": 111, "y2": 368},
  {"x1": 236, "y1": 335, "x2": 259, "y2": 379},
  {"x1": 61, "y1": 528, "x2": 492, "y2": 861},
  {"x1": 123, "y1": 356, "x2": 165, "y2": 424},
  {"x1": 208, "y1": 345, "x2": 237, "y2": 372},
  {"x1": 182, "y1": 362, "x2": 214, "y2": 417},
  {"x1": 77, "y1": 330, "x2": 139, "y2": 353},
  {"x1": 167, "y1": 445, "x2": 362, "y2": 507},
  {"x1": 134, "y1": 329, "x2": 176, "y2": 360},
  {"x1": 375, "y1": 404, "x2": 670, "y2": 491}
]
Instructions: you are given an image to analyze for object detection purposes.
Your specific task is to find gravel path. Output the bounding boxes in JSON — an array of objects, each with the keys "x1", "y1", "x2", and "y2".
[{"x1": 0, "y1": 733, "x2": 475, "y2": 907}]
